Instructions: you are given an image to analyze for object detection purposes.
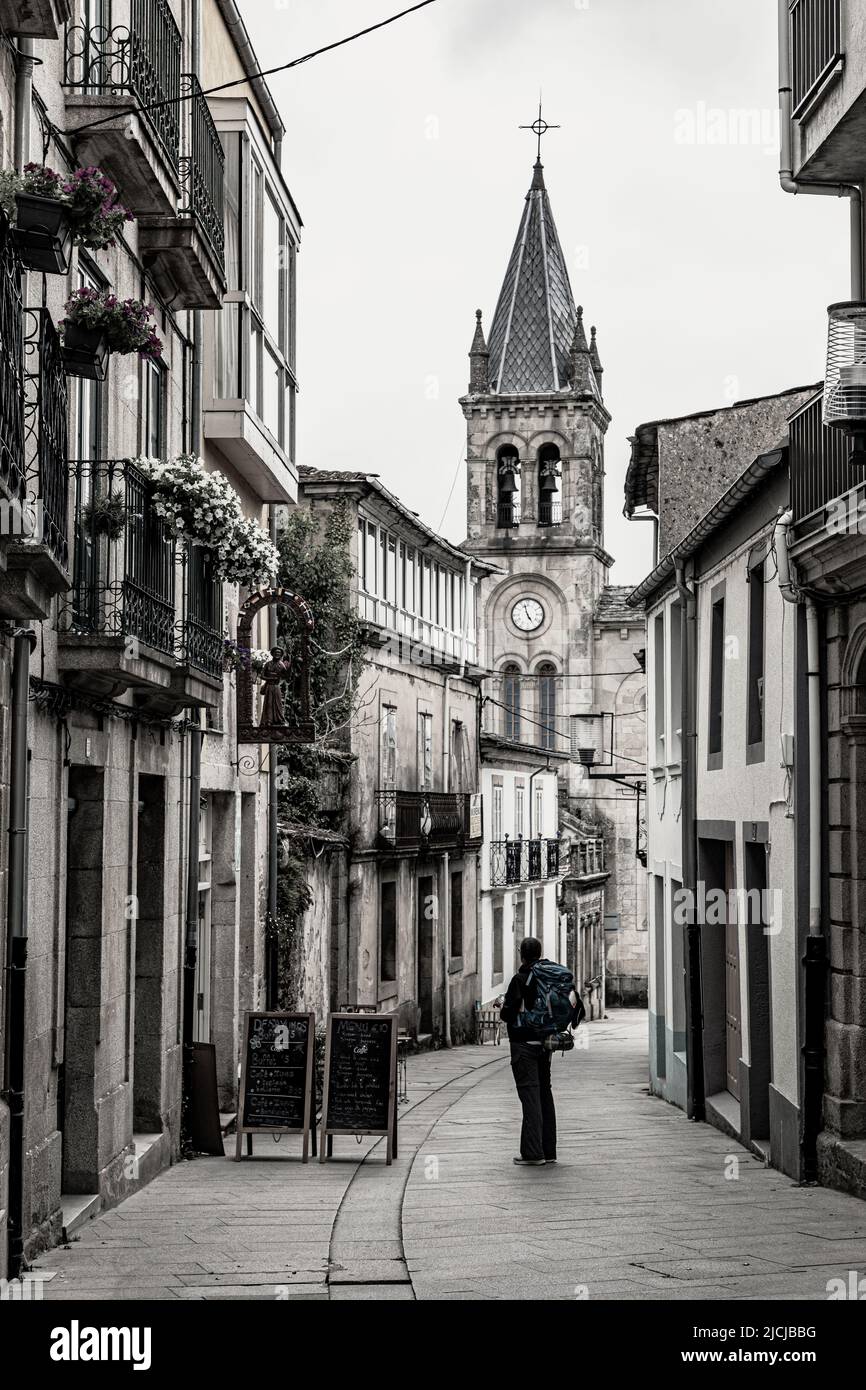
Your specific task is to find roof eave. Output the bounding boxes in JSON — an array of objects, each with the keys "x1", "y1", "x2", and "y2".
[{"x1": 626, "y1": 446, "x2": 787, "y2": 607}]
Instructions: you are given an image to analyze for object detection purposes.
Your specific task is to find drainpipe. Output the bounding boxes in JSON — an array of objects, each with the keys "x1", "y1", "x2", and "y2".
[
  {"x1": 214, "y1": 0, "x2": 286, "y2": 160},
  {"x1": 528, "y1": 765, "x2": 548, "y2": 947},
  {"x1": 442, "y1": 674, "x2": 453, "y2": 1046},
  {"x1": 181, "y1": 721, "x2": 202, "y2": 1156},
  {"x1": 778, "y1": 0, "x2": 864, "y2": 298},
  {"x1": 190, "y1": 316, "x2": 202, "y2": 454},
  {"x1": 629, "y1": 509, "x2": 659, "y2": 569},
  {"x1": 5, "y1": 629, "x2": 35, "y2": 1279},
  {"x1": 6, "y1": 37, "x2": 35, "y2": 1282},
  {"x1": 14, "y1": 40, "x2": 34, "y2": 172},
  {"x1": 190, "y1": 0, "x2": 203, "y2": 458},
  {"x1": 179, "y1": 1, "x2": 205, "y2": 1159},
  {"x1": 774, "y1": 508, "x2": 826, "y2": 1180},
  {"x1": 675, "y1": 563, "x2": 704, "y2": 1122},
  {"x1": 266, "y1": 507, "x2": 279, "y2": 1009}
]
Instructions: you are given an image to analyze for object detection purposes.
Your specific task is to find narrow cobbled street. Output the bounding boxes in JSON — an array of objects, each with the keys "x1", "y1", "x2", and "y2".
[{"x1": 30, "y1": 1013, "x2": 866, "y2": 1302}]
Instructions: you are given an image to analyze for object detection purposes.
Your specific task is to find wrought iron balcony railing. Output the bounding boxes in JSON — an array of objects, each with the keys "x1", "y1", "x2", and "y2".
[
  {"x1": 497, "y1": 501, "x2": 520, "y2": 528},
  {"x1": 0, "y1": 213, "x2": 26, "y2": 507},
  {"x1": 179, "y1": 73, "x2": 226, "y2": 267},
  {"x1": 790, "y1": 0, "x2": 843, "y2": 117},
  {"x1": 538, "y1": 499, "x2": 562, "y2": 527},
  {"x1": 64, "y1": 0, "x2": 182, "y2": 171},
  {"x1": 790, "y1": 392, "x2": 855, "y2": 533},
  {"x1": 23, "y1": 308, "x2": 69, "y2": 570},
  {"x1": 67, "y1": 458, "x2": 176, "y2": 657},
  {"x1": 376, "y1": 790, "x2": 482, "y2": 850},
  {"x1": 177, "y1": 541, "x2": 223, "y2": 679},
  {"x1": 490, "y1": 837, "x2": 561, "y2": 888},
  {"x1": 572, "y1": 837, "x2": 606, "y2": 879}
]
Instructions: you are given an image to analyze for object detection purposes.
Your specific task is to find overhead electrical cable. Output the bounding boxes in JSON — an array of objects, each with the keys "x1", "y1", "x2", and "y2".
[{"x1": 63, "y1": 0, "x2": 443, "y2": 138}]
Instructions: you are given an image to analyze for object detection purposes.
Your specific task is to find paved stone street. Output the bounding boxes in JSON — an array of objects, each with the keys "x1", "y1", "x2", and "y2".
[{"x1": 30, "y1": 1012, "x2": 866, "y2": 1301}]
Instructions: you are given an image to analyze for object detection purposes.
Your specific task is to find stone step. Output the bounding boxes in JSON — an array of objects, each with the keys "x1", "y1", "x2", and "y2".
[{"x1": 61, "y1": 1192, "x2": 100, "y2": 1242}]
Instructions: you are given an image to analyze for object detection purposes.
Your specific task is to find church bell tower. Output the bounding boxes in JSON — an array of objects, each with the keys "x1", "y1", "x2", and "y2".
[{"x1": 461, "y1": 153, "x2": 612, "y2": 753}]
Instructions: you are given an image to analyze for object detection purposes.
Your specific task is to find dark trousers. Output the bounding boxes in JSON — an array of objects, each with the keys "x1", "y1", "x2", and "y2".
[{"x1": 510, "y1": 1040, "x2": 556, "y2": 1160}]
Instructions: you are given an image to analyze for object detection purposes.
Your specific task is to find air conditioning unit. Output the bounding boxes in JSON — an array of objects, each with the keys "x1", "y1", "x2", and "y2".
[{"x1": 824, "y1": 302, "x2": 866, "y2": 437}]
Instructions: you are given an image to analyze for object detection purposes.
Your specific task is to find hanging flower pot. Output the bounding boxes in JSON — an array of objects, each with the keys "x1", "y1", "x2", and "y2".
[
  {"x1": 12, "y1": 191, "x2": 74, "y2": 274},
  {"x1": 0, "y1": 163, "x2": 132, "y2": 272},
  {"x1": 137, "y1": 454, "x2": 279, "y2": 589},
  {"x1": 60, "y1": 321, "x2": 110, "y2": 381},
  {"x1": 62, "y1": 165, "x2": 133, "y2": 251},
  {"x1": 80, "y1": 492, "x2": 126, "y2": 541},
  {"x1": 59, "y1": 288, "x2": 162, "y2": 380}
]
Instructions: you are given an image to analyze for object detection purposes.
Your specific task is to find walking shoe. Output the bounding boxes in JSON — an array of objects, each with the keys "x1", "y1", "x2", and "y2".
[
  {"x1": 513, "y1": 1156, "x2": 546, "y2": 1166},
  {"x1": 544, "y1": 1157, "x2": 557, "y2": 1163}
]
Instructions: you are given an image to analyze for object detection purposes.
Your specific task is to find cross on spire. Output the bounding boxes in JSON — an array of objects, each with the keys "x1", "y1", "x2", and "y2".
[{"x1": 519, "y1": 100, "x2": 560, "y2": 162}]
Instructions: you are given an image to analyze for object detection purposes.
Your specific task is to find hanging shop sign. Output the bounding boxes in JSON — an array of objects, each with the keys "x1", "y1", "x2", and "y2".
[{"x1": 236, "y1": 586, "x2": 315, "y2": 745}]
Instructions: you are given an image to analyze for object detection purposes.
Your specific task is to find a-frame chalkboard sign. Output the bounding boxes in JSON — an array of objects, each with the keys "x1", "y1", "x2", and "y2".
[
  {"x1": 236, "y1": 1011, "x2": 315, "y2": 1162},
  {"x1": 319, "y1": 1012, "x2": 398, "y2": 1164}
]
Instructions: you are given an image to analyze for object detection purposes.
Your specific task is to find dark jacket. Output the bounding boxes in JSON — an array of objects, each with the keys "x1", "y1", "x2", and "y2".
[{"x1": 499, "y1": 962, "x2": 541, "y2": 1044}]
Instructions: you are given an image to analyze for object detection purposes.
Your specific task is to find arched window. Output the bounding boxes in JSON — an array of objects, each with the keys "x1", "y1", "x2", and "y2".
[
  {"x1": 502, "y1": 663, "x2": 522, "y2": 741},
  {"x1": 854, "y1": 649, "x2": 866, "y2": 714},
  {"x1": 537, "y1": 663, "x2": 557, "y2": 749},
  {"x1": 538, "y1": 444, "x2": 561, "y2": 527},
  {"x1": 496, "y1": 446, "x2": 521, "y2": 528}
]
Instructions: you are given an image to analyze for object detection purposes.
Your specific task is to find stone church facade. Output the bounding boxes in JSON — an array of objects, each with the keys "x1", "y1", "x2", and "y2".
[{"x1": 461, "y1": 157, "x2": 647, "y2": 1007}]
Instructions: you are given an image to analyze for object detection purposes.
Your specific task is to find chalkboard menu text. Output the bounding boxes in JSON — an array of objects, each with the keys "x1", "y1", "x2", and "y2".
[
  {"x1": 320, "y1": 1012, "x2": 398, "y2": 1163},
  {"x1": 236, "y1": 1011, "x2": 315, "y2": 1161}
]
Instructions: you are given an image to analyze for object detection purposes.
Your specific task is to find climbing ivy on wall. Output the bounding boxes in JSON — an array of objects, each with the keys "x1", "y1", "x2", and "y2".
[
  {"x1": 270, "y1": 500, "x2": 364, "y2": 1004},
  {"x1": 275, "y1": 498, "x2": 364, "y2": 810}
]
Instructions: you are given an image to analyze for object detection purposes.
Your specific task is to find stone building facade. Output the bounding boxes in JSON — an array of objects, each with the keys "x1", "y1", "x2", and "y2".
[
  {"x1": 0, "y1": 0, "x2": 294, "y2": 1277},
  {"x1": 461, "y1": 157, "x2": 647, "y2": 1007},
  {"x1": 775, "y1": 0, "x2": 866, "y2": 1202},
  {"x1": 627, "y1": 417, "x2": 804, "y2": 1177},
  {"x1": 280, "y1": 468, "x2": 492, "y2": 1044}
]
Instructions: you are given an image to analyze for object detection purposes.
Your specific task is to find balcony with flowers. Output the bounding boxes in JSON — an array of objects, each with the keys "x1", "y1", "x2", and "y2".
[
  {"x1": 0, "y1": 213, "x2": 72, "y2": 619},
  {"x1": 62, "y1": 0, "x2": 226, "y2": 306},
  {"x1": 58, "y1": 453, "x2": 277, "y2": 706}
]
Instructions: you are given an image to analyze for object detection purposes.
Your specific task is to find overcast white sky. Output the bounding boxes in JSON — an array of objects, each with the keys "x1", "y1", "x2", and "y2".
[{"x1": 243, "y1": 0, "x2": 850, "y2": 585}]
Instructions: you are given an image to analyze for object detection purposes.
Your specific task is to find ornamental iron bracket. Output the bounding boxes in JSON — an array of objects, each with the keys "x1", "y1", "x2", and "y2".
[{"x1": 236, "y1": 586, "x2": 315, "y2": 745}]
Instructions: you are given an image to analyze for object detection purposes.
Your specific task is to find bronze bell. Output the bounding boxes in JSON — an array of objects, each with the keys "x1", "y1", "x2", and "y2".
[
  {"x1": 498, "y1": 467, "x2": 518, "y2": 495},
  {"x1": 539, "y1": 469, "x2": 559, "y2": 493}
]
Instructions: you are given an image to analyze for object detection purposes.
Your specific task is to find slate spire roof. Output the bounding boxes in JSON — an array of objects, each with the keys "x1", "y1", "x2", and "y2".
[{"x1": 485, "y1": 159, "x2": 600, "y2": 398}]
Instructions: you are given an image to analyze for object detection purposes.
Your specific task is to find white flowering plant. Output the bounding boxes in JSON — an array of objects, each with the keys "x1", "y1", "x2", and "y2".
[
  {"x1": 137, "y1": 454, "x2": 279, "y2": 589},
  {"x1": 216, "y1": 514, "x2": 280, "y2": 589}
]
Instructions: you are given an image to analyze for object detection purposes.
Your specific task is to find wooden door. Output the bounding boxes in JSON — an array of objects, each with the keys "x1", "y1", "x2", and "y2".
[{"x1": 417, "y1": 875, "x2": 434, "y2": 1034}]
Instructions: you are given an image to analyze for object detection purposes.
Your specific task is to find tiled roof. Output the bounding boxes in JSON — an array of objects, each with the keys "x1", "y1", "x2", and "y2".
[
  {"x1": 486, "y1": 161, "x2": 590, "y2": 396},
  {"x1": 298, "y1": 466, "x2": 500, "y2": 573},
  {"x1": 595, "y1": 586, "x2": 642, "y2": 623},
  {"x1": 298, "y1": 466, "x2": 373, "y2": 483}
]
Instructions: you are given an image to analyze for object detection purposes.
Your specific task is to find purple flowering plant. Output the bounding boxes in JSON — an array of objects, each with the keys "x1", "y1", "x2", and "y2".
[
  {"x1": 60, "y1": 288, "x2": 163, "y2": 361},
  {"x1": 0, "y1": 162, "x2": 133, "y2": 251},
  {"x1": 61, "y1": 166, "x2": 134, "y2": 250}
]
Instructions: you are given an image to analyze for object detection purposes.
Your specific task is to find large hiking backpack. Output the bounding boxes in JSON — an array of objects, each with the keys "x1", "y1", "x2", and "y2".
[{"x1": 515, "y1": 959, "x2": 585, "y2": 1038}]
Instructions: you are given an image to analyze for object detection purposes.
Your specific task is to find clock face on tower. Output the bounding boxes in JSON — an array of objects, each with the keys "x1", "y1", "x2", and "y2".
[{"x1": 511, "y1": 597, "x2": 544, "y2": 633}]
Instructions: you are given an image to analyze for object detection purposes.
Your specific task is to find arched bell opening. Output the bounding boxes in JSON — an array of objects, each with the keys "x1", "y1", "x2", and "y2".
[
  {"x1": 537, "y1": 444, "x2": 562, "y2": 527},
  {"x1": 496, "y1": 446, "x2": 521, "y2": 528}
]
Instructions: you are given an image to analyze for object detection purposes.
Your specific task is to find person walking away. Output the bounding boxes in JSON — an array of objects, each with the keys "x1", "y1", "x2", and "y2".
[{"x1": 499, "y1": 936, "x2": 584, "y2": 1166}]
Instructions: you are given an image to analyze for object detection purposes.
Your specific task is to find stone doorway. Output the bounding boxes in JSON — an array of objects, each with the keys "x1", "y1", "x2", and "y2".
[
  {"x1": 133, "y1": 775, "x2": 166, "y2": 1133},
  {"x1": 61, "y1": 766, "x2": 104, "y2": 1194},
  {"x1": 417, "y1": 873, "x2": 435, "y2": 1035}
]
